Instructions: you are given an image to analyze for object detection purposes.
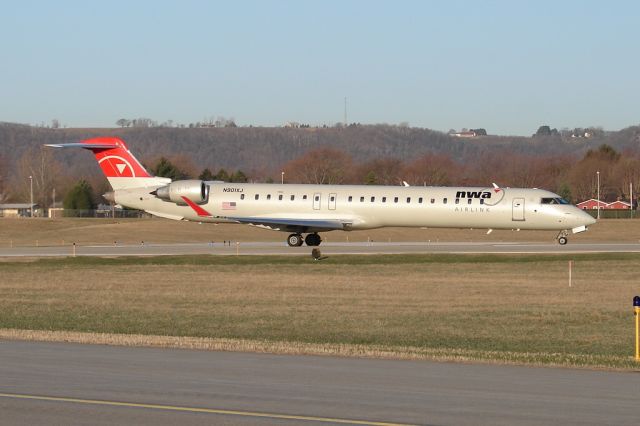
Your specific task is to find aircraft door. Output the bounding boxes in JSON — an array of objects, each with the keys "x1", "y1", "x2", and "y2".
[
  {"x1": 512, "y1": 197, "x2": 525, "y2": 221},
  {"x1": 328, "y1": 193, "x2": 337, "y2": 210},
  {"x1": 313, "y1": 193, "x2": 321, "y2": 210}
]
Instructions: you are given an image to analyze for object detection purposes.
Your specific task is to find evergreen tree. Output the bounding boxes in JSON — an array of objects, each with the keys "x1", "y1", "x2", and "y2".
[
  {"x1": 63, "y1": 179, "x2": 95, "y2": 216},
  {"x1": 151, "y1": 157, "x2": 189, "y2": 180},
  {"x1": 365, "y1": 170, "x2": 378, "y2": 185},
  {"x1": 557, "y1": 183, "x2": 572, "y2": 203},
  {"x1": 198, "y1": 168, "x2": 214, "y2": 180},
  {"x1": 230, "y1": 170, "x2": 248, "y2": 183},
  {"x1": 214, "y1": 168, "x2": 230, "y2": 181}
]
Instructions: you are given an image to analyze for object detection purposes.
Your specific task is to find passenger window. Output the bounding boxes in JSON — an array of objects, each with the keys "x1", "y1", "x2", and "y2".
[
  {"x1": 382, "y1": 197, "x2": 387, "y2": 202},
  {"x1": 267, "y1": 194, "x2": 271, "y2": 200},
  {"x1": 315, "y1": 195, "x2": 319, "y2": 201},
  {"x1": 430, "y1": 198, "x2": 435, "y2": 204},
  {"x1": 418, "y1": 197, "x2": 423, "y2": 203},
  {"x1": 443, "y1": 198, "x2": 448, "y2": 204},
  {"x1": 330, "y1": 196, "x2": 335, "y2": 202},
  {"x1": 255, "y1": 194, "x2": 259, "y2": 200},
  {"x1": 467, "y1": 198, "x2": 472, "y2": 205},
  {"x1": 371, "y1": 196, "x2": 375, "y2": 202},
  {"x1": 240, "y1": 194, "x2": 245, "y2": 200},
  {"x1": 303, "y1": 195, "x2": 307, "y2": 200},
  {"x1": 406, "y1": 197, "x2": 411, "y2": 203},
  {"x1": 480, "y1": 199, "x2": 484, "y2": 205},
  {"x1": 360, "y1": 196, "x2": 365, "y2": 202},
  {"x1": 290, "y1": 195, "x2": 295, "y2": 201},
  {"x1": 278, "y1": 194, "x2": 283, "y2": 200},
  {"x1": 348, "y1": 196, "x2": 353, "y2": 202},
  {"x1": 455, "y1": 199, "x2": 460, "y2": 204},
  {"x1": 394, "y1": 197, "x2": 399, "y2": 203}
]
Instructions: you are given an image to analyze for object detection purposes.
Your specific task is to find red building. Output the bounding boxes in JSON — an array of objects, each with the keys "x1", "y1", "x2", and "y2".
[
  {"x1": 576, "y1": 199, "x2": 631, "y2": 210},
  {"x1": 576, "y1": 199, "x2": 607, "y2": 210},
  {"x1": 606, "y1": 200, "x2": 631, "y2": 209}
]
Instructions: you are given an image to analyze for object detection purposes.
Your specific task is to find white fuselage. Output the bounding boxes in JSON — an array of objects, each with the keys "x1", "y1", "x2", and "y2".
[{"x1": 114, "y1": 182, "x2": 596, "y2": 233}]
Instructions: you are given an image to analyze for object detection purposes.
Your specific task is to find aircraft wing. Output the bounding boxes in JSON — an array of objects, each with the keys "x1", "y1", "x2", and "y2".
[{"x1": 223, "y1": 216, "x2": 352, "y2": 232}]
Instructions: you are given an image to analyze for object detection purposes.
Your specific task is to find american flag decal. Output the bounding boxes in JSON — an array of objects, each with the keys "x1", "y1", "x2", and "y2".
[{"x1": 222, "y1": 201, "x2": 237, "y2": 210}]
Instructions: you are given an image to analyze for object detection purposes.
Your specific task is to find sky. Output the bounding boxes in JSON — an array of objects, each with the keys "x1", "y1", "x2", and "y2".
[{"x1": 1, "y1": 0, "x2": 639, "y2": 135}]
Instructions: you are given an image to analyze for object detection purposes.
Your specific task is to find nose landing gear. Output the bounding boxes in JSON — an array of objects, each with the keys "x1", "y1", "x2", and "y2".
[{"x1": 556, "y1": 230, "x2": 569, "y2": 245}]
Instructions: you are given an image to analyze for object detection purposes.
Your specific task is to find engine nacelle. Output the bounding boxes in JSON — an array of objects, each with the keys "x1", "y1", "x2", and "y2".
[{"x1": 153, "y1": 180, "x2": 209, "y2": 205}]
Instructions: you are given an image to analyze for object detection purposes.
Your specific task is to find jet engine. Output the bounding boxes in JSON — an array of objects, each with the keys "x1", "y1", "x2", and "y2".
[{"x1": 152, "y1": 180, "x2": 209, "y2": 205}]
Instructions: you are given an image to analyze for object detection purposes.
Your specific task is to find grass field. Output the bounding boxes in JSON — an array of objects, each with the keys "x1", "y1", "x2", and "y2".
[
  {"x1": 0, "y1": 217, "x2": 639, "y2": 247},
  {"x1": 1, "y1": 254, "x2": 639, "y2": 369}
]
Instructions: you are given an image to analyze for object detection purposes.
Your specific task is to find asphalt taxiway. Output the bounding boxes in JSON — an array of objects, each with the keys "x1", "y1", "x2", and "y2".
[
  {"x1": 0, "y1": 241, "x2": 639, "y2": 257},
  {"x1": 1, "y1": 340, "x2": 638, "y2": 425}
]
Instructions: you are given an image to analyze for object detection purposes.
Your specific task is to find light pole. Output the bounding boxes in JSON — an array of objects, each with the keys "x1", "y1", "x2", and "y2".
[
  {"x1": 281, "y1": 171, "x2": 284, "y2": 185},
  {"x1": 29, "y1": 175, "x2": 33, "y2": 217},
  {"x1": 596, "y1": 171, "x2": 600, "y2": 220}
]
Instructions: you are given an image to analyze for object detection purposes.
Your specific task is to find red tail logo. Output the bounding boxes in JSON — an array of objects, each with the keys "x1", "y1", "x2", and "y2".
[{"x1": 81, "y1": 137, "x2": 151, "y2": 178}]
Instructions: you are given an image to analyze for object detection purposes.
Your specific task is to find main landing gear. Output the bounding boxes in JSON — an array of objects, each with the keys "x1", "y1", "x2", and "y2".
[
  {"x1": 287, "y1": 233, "x2": 322, "y2": 247},
  {"x1": 556, "y1": 230, "x2": 569, "y2": 245}
]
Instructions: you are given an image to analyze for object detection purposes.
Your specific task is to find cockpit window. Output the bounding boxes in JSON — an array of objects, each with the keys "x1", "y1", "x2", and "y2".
[{"x1": 541, "y1": 197, "x2": 570, "y2": 205}]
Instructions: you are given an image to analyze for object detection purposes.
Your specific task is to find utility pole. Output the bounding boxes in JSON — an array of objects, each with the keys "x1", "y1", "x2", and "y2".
[
  {"x1": 631, "y1": 182, "x2": 634, "y2": 218},
  {"x1": 596, "y1": 171, "x2": 600, "y2": 220},
  {"x1": 52, "y1": 188, "x2": 56, "y2": 218},
  {"x1": 29, "y1": 175, "x2": 33, "y2": 217},
  {"x1": 344, "y1": 97, "x2": 347, "y2": 127}
]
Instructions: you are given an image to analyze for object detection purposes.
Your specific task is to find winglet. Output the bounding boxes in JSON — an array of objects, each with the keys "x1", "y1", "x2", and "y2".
[{"x1": 492, "y1": 182, "x2": 501, "y2": 193}]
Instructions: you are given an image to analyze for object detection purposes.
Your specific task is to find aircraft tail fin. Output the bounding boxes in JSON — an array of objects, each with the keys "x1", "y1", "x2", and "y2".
[{"x1": 46, "y1": 137, "x2": 170, "y2": 189}]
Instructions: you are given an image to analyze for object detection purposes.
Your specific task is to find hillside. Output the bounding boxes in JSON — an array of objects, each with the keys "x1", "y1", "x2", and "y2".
[
  {"x1": 2, "y1": 122, "x2": 638, "y2": 178},
  {"x1": 1, "y1": 122, "x2": 640, "y2": 207}
]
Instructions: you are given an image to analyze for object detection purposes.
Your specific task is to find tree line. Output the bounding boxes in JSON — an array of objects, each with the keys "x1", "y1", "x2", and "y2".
[
  {"x1": 2, "y1": 123, "x2": 640, "y2": 209},
  {"x1": 57, "y1": 143, "x2": 640, "y2": 210}
]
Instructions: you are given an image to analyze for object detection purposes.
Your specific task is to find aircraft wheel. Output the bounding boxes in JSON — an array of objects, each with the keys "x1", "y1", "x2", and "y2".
[
  {"x1": 287, "y1": 233, "x2": 304, "y2": 247},
  {"x1": 558, "y1": 236, "x2": 568, "y2": 245},
  {"x1": 305, "y1": 233, "x2": 322, "y2": 246}
]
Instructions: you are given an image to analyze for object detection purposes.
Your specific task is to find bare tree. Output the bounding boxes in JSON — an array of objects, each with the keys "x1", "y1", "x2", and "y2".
[
  {"x1": 14, "y1": 146, "x2": 63, "y2": 209},
  {"x1": 402, "y1": 153, "x2": 459, "y2": 186},
  {"x1": 282, "y1": 147, "x2": 353, "y2": 184},
  {"x1": 0, "y1": 154, "x2": 10, "y2": 202},
  {"x1": 355, "y1": 157, "x2": 404, "y2": 185}
]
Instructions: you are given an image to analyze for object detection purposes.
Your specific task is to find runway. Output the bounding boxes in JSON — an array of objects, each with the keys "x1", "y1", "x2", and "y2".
[
  {"x1": 1, "y1": 241, "x2": 639, "y2": 257},
  {"x1": 1, "y1": 340, "x2": 637, "y2": 425}
]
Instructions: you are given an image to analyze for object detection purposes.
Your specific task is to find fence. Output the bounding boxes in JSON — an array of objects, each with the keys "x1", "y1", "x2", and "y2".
[
  {"x1": 49, "y1": 209, "x2": 151, "y2": 219},
  {"x1": 583, "y1": 209, "x2": 637, "y2": 219}
]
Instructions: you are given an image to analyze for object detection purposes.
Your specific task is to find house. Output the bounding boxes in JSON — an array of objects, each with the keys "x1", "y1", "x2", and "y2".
[
  {"x1": 450, "y1": 130, "x2": 477, "y2": 138},
  {"x1": 576, "y1": 199, "x2": 607, "y2": 210},
  {"x1": 576, "y1": 199, "x2": 631, "y2": 210},
  {"x1": 0, "y1": 203, "x2": 39, "y2": 217},
  {"x1": 606, "y1": 200, "x2": 631, "y2": 209}
]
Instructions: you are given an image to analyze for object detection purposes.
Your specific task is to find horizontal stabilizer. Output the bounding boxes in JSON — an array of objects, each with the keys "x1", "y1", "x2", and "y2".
[{"x1": 45, "y1": 143, "x2": 119, "y2": 149}]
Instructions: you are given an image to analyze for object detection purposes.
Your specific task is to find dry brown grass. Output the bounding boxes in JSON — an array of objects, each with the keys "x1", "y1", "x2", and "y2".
[
  {"x1": 0, "y1": 217, "x2": 637, "y2": 248},
  {"x1": 0, "y1": 257, "x2": 638, "y2": 368}
]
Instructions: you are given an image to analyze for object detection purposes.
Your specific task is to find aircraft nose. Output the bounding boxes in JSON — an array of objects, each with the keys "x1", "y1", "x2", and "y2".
[
  {"x1": 578, "y1": 209, "x2": 597, "y2": 226},
  {"x1": 586, "y1": 213, "x2": 597, "y2": 225}
]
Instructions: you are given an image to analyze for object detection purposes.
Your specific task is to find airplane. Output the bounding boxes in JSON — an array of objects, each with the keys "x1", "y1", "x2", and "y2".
[{"x1": 46, "y1": 137, "x2": 596, "y2": 246}]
